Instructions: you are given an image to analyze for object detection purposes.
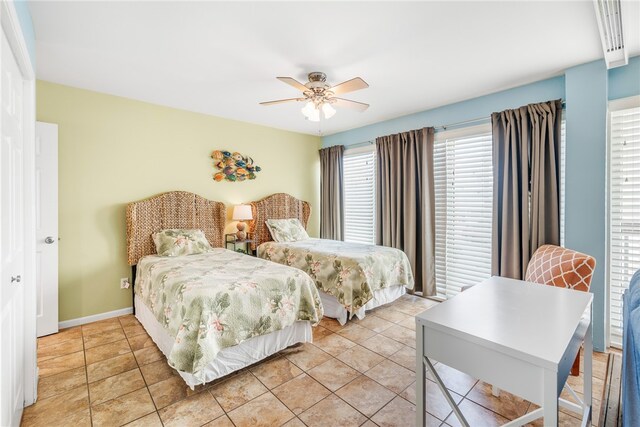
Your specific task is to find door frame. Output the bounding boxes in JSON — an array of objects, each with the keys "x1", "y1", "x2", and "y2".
[{"x1": 1, "y1": 0, "x2": 38, "y2": 407}]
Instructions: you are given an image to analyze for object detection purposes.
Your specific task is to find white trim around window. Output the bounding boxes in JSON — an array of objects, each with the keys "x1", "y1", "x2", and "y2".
[{"x1": 607, "y1": 95, "x2": 640, "y2": 348}]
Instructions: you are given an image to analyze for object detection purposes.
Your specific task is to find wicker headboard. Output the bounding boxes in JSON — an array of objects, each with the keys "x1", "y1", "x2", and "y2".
[
  {"x1": 126, "y1": 191, "x2": 226, "y2": 265},
  {"x1": 249, "y1": 193, "x2": 311, "y2": 250}
]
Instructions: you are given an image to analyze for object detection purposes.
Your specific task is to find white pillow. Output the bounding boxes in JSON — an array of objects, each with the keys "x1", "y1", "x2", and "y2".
[
  {"x1": 152, "y1": 229, "x2": 212, "y2": 256},
  {"x1": 265, "y1": 219, "x2": 310, "y2": 242}
]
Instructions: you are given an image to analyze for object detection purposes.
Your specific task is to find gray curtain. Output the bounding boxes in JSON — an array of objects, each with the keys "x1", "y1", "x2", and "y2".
[
  {"x1": 319, "y1": 145, "x2": 345, "y2": 240},
  {"x1": 376, "y1": 127, "x2": 436, "y2": 296},
  {"x1": 491, "y1": 99, "x2": 562, "y2": 279}
]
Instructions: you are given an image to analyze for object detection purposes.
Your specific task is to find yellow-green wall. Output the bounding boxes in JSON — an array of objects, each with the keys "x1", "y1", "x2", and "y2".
[{"x1": 36, "y1": 80, "x2": 321, "y2": 322}]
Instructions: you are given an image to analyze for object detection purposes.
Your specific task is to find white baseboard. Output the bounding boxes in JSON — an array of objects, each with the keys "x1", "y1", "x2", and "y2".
[{"x1": 58, "y1": 307, "x2": 133, "y2": 329}]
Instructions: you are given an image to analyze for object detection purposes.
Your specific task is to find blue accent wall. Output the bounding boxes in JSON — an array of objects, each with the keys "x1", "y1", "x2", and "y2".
[
  {"x1": 323, "y1": 76, "x2": 565, "y2": 148},
  {"x1": 609, "y1": 55, "x2": 640, "y2": 100},
  {"x1": 565, "y1": 60, "x2": 608, "y2": 351},
  {"x1": 324, "y1": 56, "x2": 639, "y2": 351},
  {"x1": 13, "y1": 0, "x2": 35, "y2": 67}
]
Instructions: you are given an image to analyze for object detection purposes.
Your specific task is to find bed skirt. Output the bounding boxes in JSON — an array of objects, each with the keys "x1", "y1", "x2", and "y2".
[
  {"x1": 320, "y1": 285, "x2": 406, "y2": 325},
  {"x1": 134, "y1": 294, "x2": 313, "y2": 388}
]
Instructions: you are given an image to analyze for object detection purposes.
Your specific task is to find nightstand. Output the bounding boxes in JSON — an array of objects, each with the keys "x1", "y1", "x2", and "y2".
[{"x1": 225, "y1": 234, "x2": 255, "y2": 256}]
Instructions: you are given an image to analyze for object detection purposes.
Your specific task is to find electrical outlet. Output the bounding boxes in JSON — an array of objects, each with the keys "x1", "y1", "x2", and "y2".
[{"x1": 120, "y1": 278, "x2": 130, "y2": 289}]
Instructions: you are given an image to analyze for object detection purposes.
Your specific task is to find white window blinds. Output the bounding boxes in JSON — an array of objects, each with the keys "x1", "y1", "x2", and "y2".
[
  {"x1": 434, "y1": 124, "x2": 493, "y2": 298},
  {"x1": 609, "y1": 96, "x2": 640, "y2": 346},
  {"x1": 343, "y1": 147, "x2": 376, "y2": 245}
]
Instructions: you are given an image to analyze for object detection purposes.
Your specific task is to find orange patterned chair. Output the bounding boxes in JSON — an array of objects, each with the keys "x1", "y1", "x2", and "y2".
[{"x1": 524, "y1": 244, "x2": 596, "y2": 375}]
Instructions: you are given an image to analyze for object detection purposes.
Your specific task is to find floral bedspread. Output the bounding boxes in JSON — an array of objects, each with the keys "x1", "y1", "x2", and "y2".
[
  {"x1": 136, "y1": 249, "x2": 323, "y2": 381},
  {"x1": 258, "y1": 239, "x2": 414, "y2": 313}
]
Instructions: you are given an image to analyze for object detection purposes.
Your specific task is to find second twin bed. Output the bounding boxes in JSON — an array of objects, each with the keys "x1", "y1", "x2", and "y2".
[{"x1": 250, "y1": 193, "x2": 414, "y2": 325}]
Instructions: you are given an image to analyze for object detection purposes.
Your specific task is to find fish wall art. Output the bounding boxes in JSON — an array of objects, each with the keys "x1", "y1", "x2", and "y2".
[{"x1": 211, "y1": 150, "x2": 262, "y2": 182}]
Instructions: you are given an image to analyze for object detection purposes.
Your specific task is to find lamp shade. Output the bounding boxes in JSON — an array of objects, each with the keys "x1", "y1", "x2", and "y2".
[
  {"x1": 322, "y1": 102, "x2": 336, "y2": 119},
  {"x1": 301, "y1": 101, "x2": 320, "y2": 122},
  {"x1": 233, "y1": 204, "x2": 253, "y2": 221}
]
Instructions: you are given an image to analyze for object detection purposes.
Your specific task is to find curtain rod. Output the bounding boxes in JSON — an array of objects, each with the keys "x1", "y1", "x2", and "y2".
[
  {"x1": 347, "y1": 117, "x2": 487, "y2": 148},
  {"x1": 347, "y1": 100, "x2": 566, "y2": 148}
]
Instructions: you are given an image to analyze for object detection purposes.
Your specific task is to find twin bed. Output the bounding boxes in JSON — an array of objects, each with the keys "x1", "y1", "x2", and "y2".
[
  {"x1": 126, "y1": 191, "x2": 413, "y2": 387},
  {"x1": 250, "y1": 193, "x2": 414, "y2": 325}
]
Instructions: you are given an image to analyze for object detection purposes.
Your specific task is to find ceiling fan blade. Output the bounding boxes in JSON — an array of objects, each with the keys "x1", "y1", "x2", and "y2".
[
  {"x1": 329, "y1": 77, "x2": 369, "y2": 95},
  {"x1": 259, "y1": 98, "x2": 305, "y2": 106},
  {"x1": 276, "y1": 77, "x2": 309, "y2": 93},
  {"x1": 333, "y1": 97, "x2": 369, "y2": 112}
]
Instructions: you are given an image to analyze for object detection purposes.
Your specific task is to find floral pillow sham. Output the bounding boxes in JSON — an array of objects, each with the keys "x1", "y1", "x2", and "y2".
[
  {"x1": 153, "y1": 229, "x2": 212, "y2": 257},
  {"x1": 266, "y1": 219, "x2": 310, "y2": 242}
]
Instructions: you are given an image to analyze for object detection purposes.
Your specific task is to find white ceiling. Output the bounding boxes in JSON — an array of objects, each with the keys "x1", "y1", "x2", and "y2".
[{"x1": 29, "y1": 1, "x2": 640, "y2": 136}]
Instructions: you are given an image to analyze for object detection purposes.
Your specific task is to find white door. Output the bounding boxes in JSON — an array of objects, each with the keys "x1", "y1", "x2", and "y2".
[
  {"x1": 35, "y1": 122, "x2": 58, "y2": 337},
  {"x1": 1, "y1": 26, "x2": 26, "y2": 426}
]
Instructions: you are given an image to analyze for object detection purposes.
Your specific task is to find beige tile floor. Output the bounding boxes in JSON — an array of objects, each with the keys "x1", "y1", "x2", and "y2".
[{"x1": 23, "y1": 294, "x2": 612, "y2": 427}]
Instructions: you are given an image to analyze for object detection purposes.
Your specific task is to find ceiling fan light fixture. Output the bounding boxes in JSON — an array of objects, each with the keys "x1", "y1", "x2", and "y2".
[
  {"x1": 322, "y1": 102, "x2": 336, "y2": 119},
  {"x1": 301, "y1": 101, "x2": 315, "y2": 117},
  {"x1": 301, "y1": 101, "x2": 320, "y2": 122},
  {"x1": 263, "y1": 72, "x2": 369, "y2": 122}
]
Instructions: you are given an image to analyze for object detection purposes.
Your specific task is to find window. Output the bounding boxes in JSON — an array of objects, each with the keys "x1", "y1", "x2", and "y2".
[
  {"x1": 341, "y1": 115, "x2": 565, "y2": 299},
  {"x1": 434, "y1": 124, "x2": 493, "y2": 298},
  {"x1": 608, "y1": 96, "x2": 640, "y2": 346},
  {"x1": 343, "y1": 146, "x2": 376, "y2": 244}
]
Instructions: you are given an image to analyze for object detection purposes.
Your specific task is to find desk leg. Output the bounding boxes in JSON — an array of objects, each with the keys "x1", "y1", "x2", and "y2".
[
  {"x1": 543, "y1": 368, "x2": 558, "y2": 426},
  {"x1": 416, "y1": 324, "x2": 426, "y2": 427},
  {"x1": 584, "y1": 316, "x2": 593, "y2": 424}
]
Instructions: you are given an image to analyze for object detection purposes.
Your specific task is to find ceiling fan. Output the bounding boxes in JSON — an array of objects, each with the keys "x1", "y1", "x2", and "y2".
[{"x1": 260, "y1": 72, "x2": 369, "y2": 122}]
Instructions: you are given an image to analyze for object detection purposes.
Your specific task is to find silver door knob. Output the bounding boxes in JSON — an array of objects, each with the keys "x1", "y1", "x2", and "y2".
[
  {"x1": 11, "y1": 275, "x2": 21, "y2": 283},
  {"x1": 45, "y1": 236, "x2": 55, "y2": 244}
]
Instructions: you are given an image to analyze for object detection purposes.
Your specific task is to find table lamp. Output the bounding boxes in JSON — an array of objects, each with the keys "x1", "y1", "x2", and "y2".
[{"x1": 232, "y1": 205, "x2": 252, "y2": 241}]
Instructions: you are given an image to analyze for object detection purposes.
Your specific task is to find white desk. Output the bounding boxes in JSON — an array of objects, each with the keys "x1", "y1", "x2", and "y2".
[{"x1": 415, "y1": 276, "x2": 593, "y2": 426}]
